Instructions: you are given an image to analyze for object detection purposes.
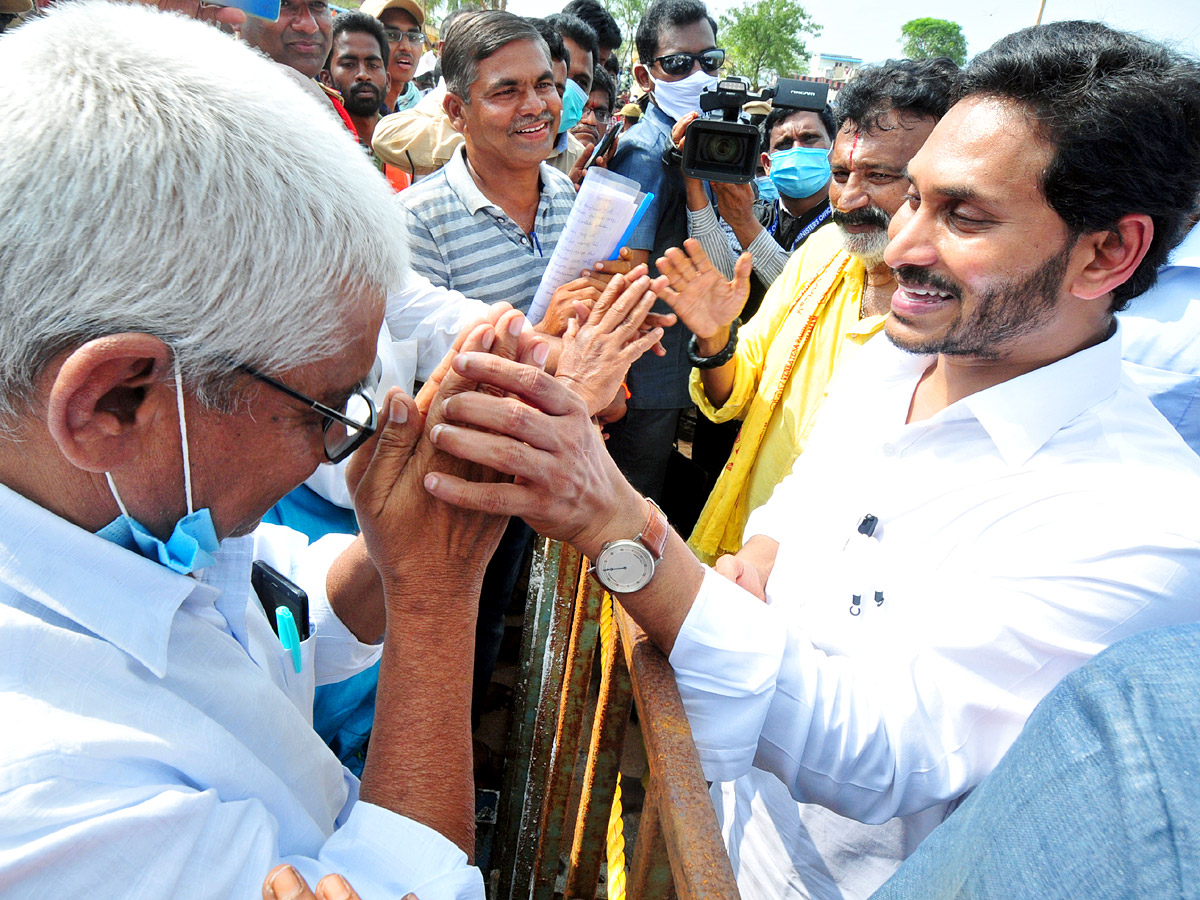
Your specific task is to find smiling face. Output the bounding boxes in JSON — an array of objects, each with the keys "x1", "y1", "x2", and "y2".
[
  {"x1": 379, "y1": 7, "x2": 420, "y2": 86},
  {"x1": 240, "y1": 0, "x2": 332, "y2": 79},
  {"x1": 828, "y1": 109, "x2": 936, "y2": 266},
  {"x1": 447, "y1": 38, "x2": 561, "y2": 173},
  {"x1": 883, "y1": 96, "x2": 1105, "y2": 365},
  {"x1": 328, "y1": 30, "x2": 388, "y2": 117}
]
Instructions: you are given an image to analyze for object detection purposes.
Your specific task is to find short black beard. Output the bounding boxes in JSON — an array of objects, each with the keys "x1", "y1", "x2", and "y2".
[
  {"x1": 341, "y1": 87, "x2": 382, "y2": 117},
  {"x1": 888, "y1": 242, "x2": 1074, "y2": 359}
]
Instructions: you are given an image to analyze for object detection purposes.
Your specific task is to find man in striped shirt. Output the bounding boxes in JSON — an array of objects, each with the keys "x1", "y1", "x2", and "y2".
[{"x1": 396, "y1": 10, "x2": 597, "y2": 315}]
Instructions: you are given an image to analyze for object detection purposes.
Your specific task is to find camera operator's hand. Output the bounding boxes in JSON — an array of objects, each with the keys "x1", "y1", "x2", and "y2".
[
  {"x1": 670, "y1": 113, "x2": 712, "y2": 211},
  {"x1": 655, "y1": 238, "x2": 752, "y2": 351},
  {"x1": 712, "y1": 180, "x2": 758, "y2": 231},
  {"x1": 670, "y1": 111, "x2": 699, "y2": 150}
]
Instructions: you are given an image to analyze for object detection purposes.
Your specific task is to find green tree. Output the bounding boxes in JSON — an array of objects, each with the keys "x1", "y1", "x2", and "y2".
[
  {"x1": 718, "y1": 0, "x2": 820, "y2": 88},
  {"x1": 603, "y1": 0, "x2": 643, "y2": 71},
  {"x1": 899, "y1": 17, "x2": 967, "y2": 66}
]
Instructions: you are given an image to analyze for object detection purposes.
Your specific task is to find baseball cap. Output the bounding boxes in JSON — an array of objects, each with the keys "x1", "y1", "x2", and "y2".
[{"x1": 360, "y1": 0, "x2": 424, "y2": 28}]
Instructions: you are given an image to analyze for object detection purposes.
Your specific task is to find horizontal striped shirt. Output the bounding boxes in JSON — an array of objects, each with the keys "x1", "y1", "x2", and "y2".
[{"x1": 397, "y1": 146, "x2": 576, "y2": 312}]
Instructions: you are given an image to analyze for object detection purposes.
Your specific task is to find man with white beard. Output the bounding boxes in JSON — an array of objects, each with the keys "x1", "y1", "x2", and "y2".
[{"x1": 661, "y1": 58, "x2": 960, "y2": 564}]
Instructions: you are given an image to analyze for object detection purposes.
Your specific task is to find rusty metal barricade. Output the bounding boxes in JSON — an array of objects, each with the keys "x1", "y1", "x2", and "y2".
[{"x1": 490, "y1": 538, "x2": 740, "y2": 900}]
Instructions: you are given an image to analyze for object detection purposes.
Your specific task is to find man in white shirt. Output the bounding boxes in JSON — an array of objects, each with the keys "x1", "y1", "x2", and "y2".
[
  {"x1": 0, "y1": 4, "x2": 547, "y2": 897},
  {"x1": 414, "y1": 19, "x2": 1200, "y2": 900},
  {"x1": 1118, "y1": 217, "x2": 1200, "y2": 454}
]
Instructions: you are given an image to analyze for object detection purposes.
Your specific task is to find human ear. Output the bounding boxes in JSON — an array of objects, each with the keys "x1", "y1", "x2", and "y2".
[
  {"x1": 318, "y1": 69, "x2": 333, "y2": 88},
  {"x1": 45, "y1": 334, "x2": 175, "y2": 473},
  {"x1": 443, "y1": 91, "x2": 467, "y2": 134},
  {"x1": 1068, "y1": 213, "x2": 1153, "y2": 301},
  {"x1": 633, "y1": 63, "x2": 653, "y2": 93},
  {"x1": 760, "y1": 151, "x2": 771, "y2": 174}
]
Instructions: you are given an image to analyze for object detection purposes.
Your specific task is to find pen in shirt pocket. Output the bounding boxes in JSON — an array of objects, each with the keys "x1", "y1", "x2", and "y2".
[{"x1": 251, "y1": 560, "x2": 310, "y2": 673}]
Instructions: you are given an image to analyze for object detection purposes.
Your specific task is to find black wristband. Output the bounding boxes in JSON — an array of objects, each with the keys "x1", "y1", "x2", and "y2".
[
  {"x1": 661, "y1": 144, "x2": 683, "y2": 168},
  {"x1": 688, "y1": 318, "x2": 740, "y2": 368}
]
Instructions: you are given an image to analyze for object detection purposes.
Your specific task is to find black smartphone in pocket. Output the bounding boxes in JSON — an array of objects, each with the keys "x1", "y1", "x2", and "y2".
[{"x1": 251, "y1": 560, "x2": 310, "y2": 641}]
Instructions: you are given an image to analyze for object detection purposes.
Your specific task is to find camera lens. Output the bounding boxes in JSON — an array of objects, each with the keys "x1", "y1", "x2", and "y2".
[{"x1": 700, "y1": 133, "x2": 743, "y2": 165}]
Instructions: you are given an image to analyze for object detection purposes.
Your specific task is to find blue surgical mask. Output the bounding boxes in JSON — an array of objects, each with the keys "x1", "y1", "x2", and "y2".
[
  {"x1": 96, "y1": 355, "x2": 220, "y2": 575},
  {"x1": 559, "y1": 78, "x2": 587, "y2": 134},
  {"x1": 650, "y1": 68, "x2": 718, "y2": 123},
  {"x1": 768, "y1": 146, "x2": 832, "y2": 199},
  {"x1": 754, "y1": 175, "x2": 780, "y2": 203}
]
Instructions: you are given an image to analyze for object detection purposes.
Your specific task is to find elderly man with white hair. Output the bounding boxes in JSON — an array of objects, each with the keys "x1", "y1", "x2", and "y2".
[{"x1": 0, "y1": 2, "x2": 599, "y2": 897}]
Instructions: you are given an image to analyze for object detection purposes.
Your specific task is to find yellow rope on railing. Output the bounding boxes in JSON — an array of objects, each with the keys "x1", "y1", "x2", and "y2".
[{"x1": 600, "y1": 591, "x2": 627, "y2": 900}]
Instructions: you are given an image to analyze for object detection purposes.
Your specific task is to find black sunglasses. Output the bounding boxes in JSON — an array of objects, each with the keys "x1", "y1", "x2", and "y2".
[{"x1": 652, "y1": 48, "x2": 725, "y2": 77}]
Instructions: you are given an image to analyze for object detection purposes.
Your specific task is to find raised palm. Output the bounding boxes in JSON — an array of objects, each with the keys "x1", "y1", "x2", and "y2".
[{"x1": 655, "y1": 238, "x2": 753, "y2": 341}]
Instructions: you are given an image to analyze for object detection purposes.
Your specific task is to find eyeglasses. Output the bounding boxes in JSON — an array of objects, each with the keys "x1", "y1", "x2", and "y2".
[
  {"x1": 652, "y1": 48, "x2": 725, "y2": 77},
  {"x1": 240, "y1": 364, "x2": 378, "y2": 464},
  {"x1": 383, "y1": 28, "x2": 424, "y2": 45},
  {"x1": 582, "y1": 104, "x2": 612, "y2": 124}
]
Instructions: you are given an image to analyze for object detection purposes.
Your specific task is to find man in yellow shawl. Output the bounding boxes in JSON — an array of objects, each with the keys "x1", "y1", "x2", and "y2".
[{"x1": 657, "y1": 59, "x2": 960, "y2": 563}]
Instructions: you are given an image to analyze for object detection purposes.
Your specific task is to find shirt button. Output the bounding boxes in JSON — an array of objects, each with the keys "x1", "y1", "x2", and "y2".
[
  {"x1": 520, "y1": 237, "x2": 527, "y2": 244},
  {"x1": 882, "y1": 442, "x2": 898, "y2": 457}
]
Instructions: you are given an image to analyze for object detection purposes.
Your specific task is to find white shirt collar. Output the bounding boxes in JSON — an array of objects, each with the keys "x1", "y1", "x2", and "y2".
[
  {"x1": 443, "y1": 145, "x2": 553, "y2": 218},
  {"x1": 0, "y1": 483, "x2": 206, "y2": 677},
  {"x1": 1166, "y1": 219, "x2": 1200, "y2": 269},
  {"x1": 958, "y1": 322, "x2": 1123, "y2": 467}
]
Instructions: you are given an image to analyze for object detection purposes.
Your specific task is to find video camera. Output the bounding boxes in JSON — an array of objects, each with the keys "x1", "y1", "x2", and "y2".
[{"x1": 681, "y1": 77, "x2": 830, "y2": 184}]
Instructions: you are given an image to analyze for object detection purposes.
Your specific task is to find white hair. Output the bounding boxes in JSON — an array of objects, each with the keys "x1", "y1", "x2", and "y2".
[{"x1": 0, "y1": 0, "x2": 409, "y2": 422}]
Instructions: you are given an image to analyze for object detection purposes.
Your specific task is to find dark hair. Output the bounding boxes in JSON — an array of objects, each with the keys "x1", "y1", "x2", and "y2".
[
  {"x1": 635, "y1": 0, "x2": 717, "y2": 66},
  {"x1": 959, "y1": 22, "x2": 1200, "y2": 309},
  {"x1": 834, "y1": 57, "x2": 959, "y2": 133},
  {"x1": 527, "y1": 17, "x2": 568, "y2": 68},
  {"x1": 591, "y1": 63, "x2": 617, "y2": 111},
  {"x1": 761, "y1": 103, "x2": 835, "y2": 148},
  {"x1": 443, "y1": 10, "x2": 549, "y2": 99},
  {"x1": 546, "y1": 12, "x2": 598, "y2": 67},
  {"x1": 562, "y1": 0, "x2": 622, "y2": 52},
  {"x1": 327, "y1": 11, "x2": 390, "y2": 73}
]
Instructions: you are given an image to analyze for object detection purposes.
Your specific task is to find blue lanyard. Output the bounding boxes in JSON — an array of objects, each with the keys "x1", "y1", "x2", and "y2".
[{"x1": 768, "y1": 203, "x2": 832, "y2": 251}]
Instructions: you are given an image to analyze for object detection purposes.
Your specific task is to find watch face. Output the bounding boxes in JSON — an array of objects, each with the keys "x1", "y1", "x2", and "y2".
[{"x1": 596, "y1": 540, "x2": 656, "y2": 593}]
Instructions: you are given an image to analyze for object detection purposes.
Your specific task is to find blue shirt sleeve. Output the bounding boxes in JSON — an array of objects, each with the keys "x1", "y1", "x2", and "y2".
[{"x1": 610, "y1": 129, "x2": 668, "y2": 254}]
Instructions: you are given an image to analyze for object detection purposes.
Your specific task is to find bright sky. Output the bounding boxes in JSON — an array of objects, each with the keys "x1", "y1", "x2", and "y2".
[{"x1": 505, "y1": 0, "x2": 1200, "y2": 65}]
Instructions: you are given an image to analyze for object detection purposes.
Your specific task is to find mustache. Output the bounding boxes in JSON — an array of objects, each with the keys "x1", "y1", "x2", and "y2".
[
  {"x1": 892, "y1": 265, "x2": 961, "y2": 298},
  {"x1": 832, "y1": 206, "x2": 891, "y2": 230},
  {"x1": 508, "y1": 112, "x2": 553, "y2": 134}
]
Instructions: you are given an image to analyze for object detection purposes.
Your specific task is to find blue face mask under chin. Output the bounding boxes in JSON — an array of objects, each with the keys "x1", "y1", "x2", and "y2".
[
  {"x1": 768, "y1": 145, "x2": 832, "y2": 199},
  {"x1": 96, "y1": 355, "x2": 221, "y2": 575},
  {"x1": 754, "y1": 175, "x2": 780, "y2": 203},
  {"x1": 559, "y1": 78, "x2": 587, "y2": 134}
]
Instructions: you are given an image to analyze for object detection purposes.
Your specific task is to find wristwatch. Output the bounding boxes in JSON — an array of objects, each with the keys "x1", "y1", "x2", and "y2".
[{"x1": 592, "y1": 498, "x2": 670, "y2": 594}]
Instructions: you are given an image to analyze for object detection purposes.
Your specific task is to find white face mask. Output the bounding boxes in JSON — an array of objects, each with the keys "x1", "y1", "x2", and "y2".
[{"x1": 650, "y1": 68, "x2": 719, "y2": 123}]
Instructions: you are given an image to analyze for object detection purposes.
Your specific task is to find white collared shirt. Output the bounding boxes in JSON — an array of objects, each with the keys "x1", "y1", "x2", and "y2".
[
  {"x1": 1119, "y1": 219, "x2": 1200, "y2": 454},
  {"x1": 0, "y1": 487, "x2": 483, "y2": 899},
  {"x1": 669, "y1": 325, "x2": 1200, "y2": 900}
]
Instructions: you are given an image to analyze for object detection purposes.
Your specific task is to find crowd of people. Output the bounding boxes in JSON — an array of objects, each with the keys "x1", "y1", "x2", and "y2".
[{"x1": 1, "y1": 0, "x2": 1199, "y2": 899}]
